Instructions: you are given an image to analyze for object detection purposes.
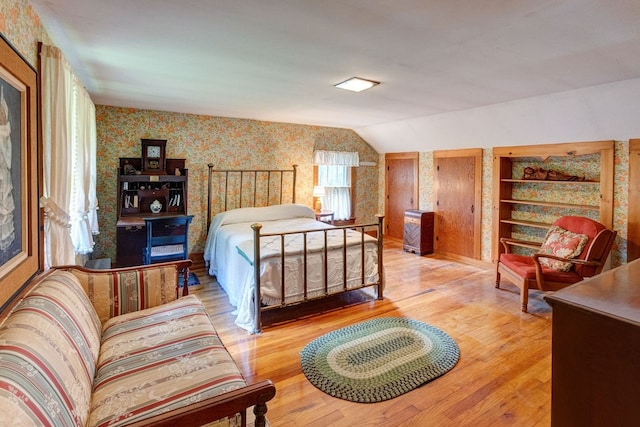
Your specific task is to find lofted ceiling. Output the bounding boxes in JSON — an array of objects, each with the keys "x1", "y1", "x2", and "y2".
[{"x1": 29, "y1": 0, "x2": 640, "y2": 152}]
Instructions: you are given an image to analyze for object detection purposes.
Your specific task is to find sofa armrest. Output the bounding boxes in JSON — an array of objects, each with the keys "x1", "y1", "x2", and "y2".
[
  {"x1": 57, "y1": 260, "x2": 192, "y2": 324},
  {"x1": 127, "y1": 380, "x2": 277, "y2": 427}
]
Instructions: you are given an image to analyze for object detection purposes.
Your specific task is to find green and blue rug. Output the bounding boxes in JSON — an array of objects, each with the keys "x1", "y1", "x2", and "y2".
[{"x1": 300, "y1": 317, "x2": 460, "y2": 403}]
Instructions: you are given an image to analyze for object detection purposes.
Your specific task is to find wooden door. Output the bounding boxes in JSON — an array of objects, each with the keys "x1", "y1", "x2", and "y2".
[
  {"x1": 434, "y1": 149, "x2": 482, "y2": 260},
  {"x1": 385, "y1": 153, "x2": 418, "y2": 240}
]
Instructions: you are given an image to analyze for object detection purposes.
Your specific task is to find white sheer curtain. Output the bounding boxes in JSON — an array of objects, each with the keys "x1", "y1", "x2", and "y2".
[
  {"x1": 40, "y1": 44, "x2": 99, "y2": 268},
  {"x1": 313, "y1": 151, "x2": 359, "y2": 220}
]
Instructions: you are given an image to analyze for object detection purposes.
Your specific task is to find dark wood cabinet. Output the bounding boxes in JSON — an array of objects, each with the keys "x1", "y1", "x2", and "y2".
[
  {"x1": 116, "y1": 225, "x2": 146, "y2": 266},
  {"x1": 116, "y1": 157, "x2": 188, "y2": 267},
  {"x1": 544, "y1": 260, "x2": 640, "y2": 426},
  {"x1": 403, "y1": 210, "x2": 434, "y2": 255}
]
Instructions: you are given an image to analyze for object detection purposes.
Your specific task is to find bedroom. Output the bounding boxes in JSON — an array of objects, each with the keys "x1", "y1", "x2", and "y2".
[{"x1": 2, "y1": 0, "x2": 640, "y2": 425}]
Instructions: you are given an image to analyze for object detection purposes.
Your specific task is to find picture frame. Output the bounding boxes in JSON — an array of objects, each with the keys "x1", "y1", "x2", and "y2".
[{"x1": 0, "y1": 34, "x2": 39, "y2": 308}]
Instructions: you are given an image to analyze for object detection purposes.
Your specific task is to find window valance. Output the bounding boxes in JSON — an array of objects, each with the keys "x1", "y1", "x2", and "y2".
[{"x1": 312, "y1": 150, "x2": 359, "y2": 166}]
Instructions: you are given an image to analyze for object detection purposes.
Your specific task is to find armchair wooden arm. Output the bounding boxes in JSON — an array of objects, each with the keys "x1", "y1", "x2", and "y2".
[
  {"x1": 129, "y1": 380, "x2": 277, "y2": 427},
  {"x1": 532, "y1": 253, "x2": 603, "y2": 267},
  {"x1": 532, "y1": 253, "x2": 604, "y2": 290},
  {"x1": 499, "y1": 237, "x2": 542, "y2": 253}
]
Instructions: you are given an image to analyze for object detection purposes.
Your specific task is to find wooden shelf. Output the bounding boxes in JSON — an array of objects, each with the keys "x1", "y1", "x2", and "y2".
[
  {"x1": 500, "y1": 199, "x2": 599, "y2": 211},
  {"x1": 499, "y1": 219, "x2": 552, "y2": 229},
  {"x1": 501, "y1": 178, "x2": 600, "y2": 185},
  {"x1": 118, "y1": 174, "x2": 186, "y2": 183},
  {"x1": 502, "y1": 239, "x2": 542, "y2": 250},
  {"x1": 492, "y1": 140, "x2": 615, "y2": 264}
]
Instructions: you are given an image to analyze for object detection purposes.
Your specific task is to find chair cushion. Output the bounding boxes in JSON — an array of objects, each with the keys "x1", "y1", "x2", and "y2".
[
  {"x1": 537, "y1": 226, "x2": 588, "y2": 271},
  {"x1": 88, "y1": 295, "x2": 246, "y2": 427},
  {"x1": 499, "y1": 253, "x2": 583, "y2": 284},
  {"x1": 0, "y1": 272, "x2": 102, "y2": 426}
]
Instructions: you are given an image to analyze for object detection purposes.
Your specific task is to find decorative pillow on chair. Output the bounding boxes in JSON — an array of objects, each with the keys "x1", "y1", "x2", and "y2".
[{"x1": 537, "y1": 225, "x2": 589, "y2": 272}]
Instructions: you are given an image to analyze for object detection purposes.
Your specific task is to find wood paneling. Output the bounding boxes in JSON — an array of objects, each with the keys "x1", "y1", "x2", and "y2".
[{"x1": 192, "y1": 239, "x2": 553, "y2": 426}]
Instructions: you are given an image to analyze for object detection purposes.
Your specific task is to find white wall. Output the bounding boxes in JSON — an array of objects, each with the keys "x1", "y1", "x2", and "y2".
[{"x1": 356, "y1": 78, "x2": 640, "y2": 153}]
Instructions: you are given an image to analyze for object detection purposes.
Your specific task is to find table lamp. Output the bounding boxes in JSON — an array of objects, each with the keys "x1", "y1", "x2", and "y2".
[{"x1": 312, "y1": 186, "x2": 325, "y2": 211}]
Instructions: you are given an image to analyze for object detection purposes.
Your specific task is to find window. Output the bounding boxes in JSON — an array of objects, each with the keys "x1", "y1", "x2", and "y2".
[
  {"x1": 313, "y1": 151, "x2": 359, "y2": 221},
  {"x1": 40, "y1": 44, "x2": 98, "y2": 268}
]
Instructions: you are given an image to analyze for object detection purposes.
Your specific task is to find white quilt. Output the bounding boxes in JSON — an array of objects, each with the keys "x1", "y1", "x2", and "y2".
[{"x1": 203, "y1": 204, "x2": 379, "y2": 332}]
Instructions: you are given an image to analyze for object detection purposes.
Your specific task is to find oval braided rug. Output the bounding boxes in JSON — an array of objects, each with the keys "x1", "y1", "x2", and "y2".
[{"x1": 300, "y1": 317, "x2": 460, "y2": 403}]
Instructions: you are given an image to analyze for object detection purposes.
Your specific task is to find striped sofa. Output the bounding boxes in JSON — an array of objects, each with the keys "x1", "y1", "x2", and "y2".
[{"x1": 0, "y1": 261, "x2": 275, "y2": 427}]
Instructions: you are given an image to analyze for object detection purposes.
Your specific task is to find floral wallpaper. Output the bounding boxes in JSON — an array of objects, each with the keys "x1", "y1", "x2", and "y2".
[
  {"x1": 93, "y1": 106, "x2": 380, "y2": 263},
  {"x1": 1, "y1": 0, "x2": 51, "y2": 67},
  {"x1": 0, "y1": 0, "x2": 51, "y2": 68},
  {"x1": 481, "y1": 150, "x2": 493, "y2": 262},
  {"x1": 612, "y1": 140, "x2": 629, "y2": 266},
  {"x1": 418, "y1": 152, "x2": 434, "y2": 213}
]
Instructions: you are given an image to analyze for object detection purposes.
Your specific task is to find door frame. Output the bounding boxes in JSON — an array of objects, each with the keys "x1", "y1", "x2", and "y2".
[
  {"x1": 384, "y1": 152, "x2": 419, "y2": 238},
  {"x1": 433, "y1": 148, "x2": 483, "y2": 261}
]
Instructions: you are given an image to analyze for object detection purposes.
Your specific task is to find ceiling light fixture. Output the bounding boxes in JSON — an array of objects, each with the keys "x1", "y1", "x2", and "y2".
[{"x1": 334, "y1": 77, "x2": 379, "y2": 92}]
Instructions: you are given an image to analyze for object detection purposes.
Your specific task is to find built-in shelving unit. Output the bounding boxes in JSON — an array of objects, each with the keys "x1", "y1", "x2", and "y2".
[{"x1": 492, "y1": 140, "x2": 614, "y2": 264}]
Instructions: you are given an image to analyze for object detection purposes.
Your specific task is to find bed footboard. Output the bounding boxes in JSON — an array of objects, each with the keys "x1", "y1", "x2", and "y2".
[{"x1": 251, "y1": 215, "x2": 384, "y2": 334}]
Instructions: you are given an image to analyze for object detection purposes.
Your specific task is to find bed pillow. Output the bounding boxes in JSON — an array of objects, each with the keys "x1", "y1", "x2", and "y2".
[
  {"x1": 217, "y1": 204, "x2": 314, "y2": 226},
  {"x1": 537, "y1": 225, "x2": 588, "y2": 272},
  {"x1": 204, "y1": 204, "x2": 316, "y2": 266}
]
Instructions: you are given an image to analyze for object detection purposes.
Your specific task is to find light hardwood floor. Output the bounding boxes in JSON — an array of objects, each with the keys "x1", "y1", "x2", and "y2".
[{"x1": 192, "y1": 239, "x2": 552, "y2": 427}]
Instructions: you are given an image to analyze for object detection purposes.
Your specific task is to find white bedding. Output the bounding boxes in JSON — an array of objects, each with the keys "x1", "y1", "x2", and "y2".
[{"x1": 203, "y1": 204, "x2": 379, "y2": 332}]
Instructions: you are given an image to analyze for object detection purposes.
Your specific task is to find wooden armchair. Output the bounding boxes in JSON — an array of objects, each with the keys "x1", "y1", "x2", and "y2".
[{"x1": 496, "y1": 216, "x2": 616, "y2": 312}]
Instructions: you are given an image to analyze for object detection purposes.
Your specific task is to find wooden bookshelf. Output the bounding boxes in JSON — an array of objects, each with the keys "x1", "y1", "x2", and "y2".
[{"x1": 492, "y1": 140, "x2": 614, "y2": 264}]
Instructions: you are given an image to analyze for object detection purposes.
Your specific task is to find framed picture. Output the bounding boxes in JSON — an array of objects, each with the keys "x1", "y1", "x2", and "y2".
[{"x1": 0, "y1": 34, "x2": 39, "y2": 308}]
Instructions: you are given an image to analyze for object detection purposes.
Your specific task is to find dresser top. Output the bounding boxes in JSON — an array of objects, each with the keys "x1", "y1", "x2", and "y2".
[{"x1": 545, "y1": 259, "x2": 640, "y2": 325}]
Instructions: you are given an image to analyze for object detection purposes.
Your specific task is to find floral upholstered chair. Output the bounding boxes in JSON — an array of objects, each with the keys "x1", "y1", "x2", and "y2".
[{"x1": 496, "y1": 216, "x2": 616, "y2": 312}]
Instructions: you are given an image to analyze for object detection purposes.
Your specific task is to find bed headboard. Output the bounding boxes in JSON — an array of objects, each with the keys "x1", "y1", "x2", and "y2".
[{"x1": 207, "y1": 164, "x2": 298, "y2": 229}]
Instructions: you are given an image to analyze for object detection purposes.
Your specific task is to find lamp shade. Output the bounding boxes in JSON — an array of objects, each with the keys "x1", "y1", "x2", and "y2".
[{"x1": 312, "y1": 186, "x2": 325, "y2": 197}]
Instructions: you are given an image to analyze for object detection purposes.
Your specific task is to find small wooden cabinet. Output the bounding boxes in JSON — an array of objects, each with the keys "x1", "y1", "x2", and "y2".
[
  {"x1": 403, "y1": 210, "x2": 434, "y2": 255},
  {"x1": 544, "y1": 260, "x2": 640, "y2": 426},
  {"x1": 116, "y1": 157, "x2": 188, "y2": 267}
]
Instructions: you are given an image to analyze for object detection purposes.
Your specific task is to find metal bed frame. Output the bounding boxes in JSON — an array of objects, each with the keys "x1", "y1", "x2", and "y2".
[{"x1": 207, "y1": 164, "x2": 384, "y2": 333}]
